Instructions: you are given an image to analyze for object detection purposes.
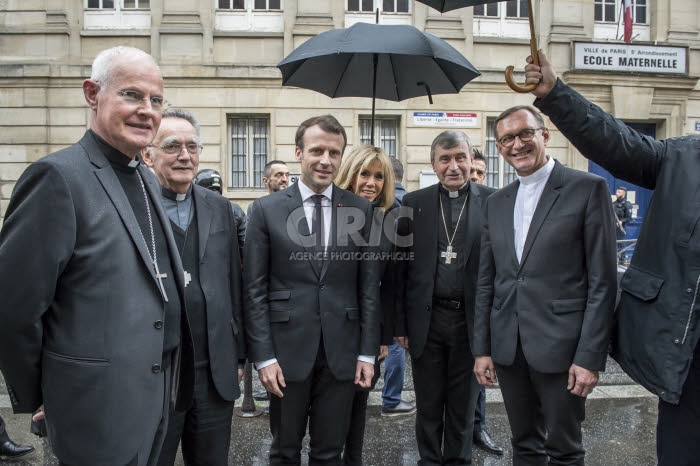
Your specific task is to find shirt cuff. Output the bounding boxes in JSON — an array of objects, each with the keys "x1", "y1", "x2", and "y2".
[
  {"x1": 255, "y1": 358, "x2": 277, "y2": 370},
  {"x1": 358, "y1": 355, "x2": 376, "y2": 364}
]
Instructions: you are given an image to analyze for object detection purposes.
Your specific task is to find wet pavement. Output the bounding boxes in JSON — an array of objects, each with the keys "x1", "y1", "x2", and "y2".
[{"x1": 0, "y1": 356, "x2": 658, "y2": 465}]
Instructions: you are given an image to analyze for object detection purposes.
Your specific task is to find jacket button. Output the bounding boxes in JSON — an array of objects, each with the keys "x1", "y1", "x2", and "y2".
[
  {"x1": 152, "y1": 364, "x2": 161, "y2": 373},
  {"x1": 154, "y1": 320, "x2": 163, "y2": 329},
  {"x1": 320, "y1": 283, "x2": 326, "y2": 290},
  {"x1": 674, "y1": 339, "x2": 680, "y2": 344},
  {"x1": 517, "y1": 276, "x2": 524, "y2": 282},
  {"x1": 687, "y1": 288, "x2": 693, "y2": 293}
]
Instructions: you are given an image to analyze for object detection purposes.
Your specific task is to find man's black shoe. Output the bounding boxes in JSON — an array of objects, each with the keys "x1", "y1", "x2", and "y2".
[
  {"x1": 473, "y1": 429, "x2": 504, "y2": 455},
  {"x1": 0, "y1": 439, "x2": 35, "y2": 458},
  {"x1": 253, "y1": 390, "x2": 269, "y2": 401}
]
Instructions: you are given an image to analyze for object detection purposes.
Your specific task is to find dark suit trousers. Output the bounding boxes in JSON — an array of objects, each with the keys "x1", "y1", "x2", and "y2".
[
  {"x1": 269, "y1": 339, "x2": 356, "y2": 465},
  {"x1": 0, "y1": 414, "x2": 8, "y2": 443},
  {"x1": 343, "y1": 359, "x2": 381, "y2": 466},
  {"x1": 656, "y1": 341, "x2": 700, "y2": 466},
  {"x1": 157, "y1": 365, "x2": 234, "y2": 466},
  {"x1": 473, "y1": 386, "x2": 487, "y2": 434},
  {"x1": 494, "y1": 341, "x2": 585, "y2": 466},
  {"x1": 411, "y1": 303, "x2": 479, "y2": 465}
]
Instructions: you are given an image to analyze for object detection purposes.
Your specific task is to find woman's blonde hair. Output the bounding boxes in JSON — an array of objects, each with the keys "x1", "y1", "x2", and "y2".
[{"x1": 335, "y1": 144, "x2": 396, "y2": 210}]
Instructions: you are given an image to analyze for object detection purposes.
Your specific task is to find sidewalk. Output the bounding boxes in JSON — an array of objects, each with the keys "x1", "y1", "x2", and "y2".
[{"x1": 0, "y1": 357, "x2": 658, "y2": 465}]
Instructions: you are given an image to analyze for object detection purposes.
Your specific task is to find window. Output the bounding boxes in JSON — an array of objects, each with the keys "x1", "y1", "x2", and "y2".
[
  {"x1": 348, "y1": 0, "x2": 408, "y2": 13},
  {"x1": 215, "y1": 0, "x2": 283, "y2": 31},
  {"x1": 359, "y1": 117, "x2": 398, "y2": 157},
  {"x1": 593, "y1": 0, "x2": 648, "y2": 41},
  {"x1": 474, "y1": 1, "x2": 527, "y2": 18},
  {"x1": 228, "y1": 116, "x2": 269, "y2": 188},
  {"x1": 484, "y1": 118, "x2": 516, "y2": 188},
  {"x1": 84, "y1": 0, "x2": 150, "y2": 29},
  {"x1": 472, "y1": 0, "x2": 531, "y2": 39},
  {"x1": 218, "y1": 0, "x2": 280, "y2": 9}
]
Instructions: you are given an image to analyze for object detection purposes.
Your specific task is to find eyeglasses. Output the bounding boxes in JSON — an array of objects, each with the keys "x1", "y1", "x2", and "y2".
[
  {"x1": 102, "y1": 84, "x2": 170, "y2": 113},
  {"x1": 153, "y1": 142, "x2": 203, "y2": 155},
  {"x1": 497, "y1": 127, "x2": 545, "y2": 148}
]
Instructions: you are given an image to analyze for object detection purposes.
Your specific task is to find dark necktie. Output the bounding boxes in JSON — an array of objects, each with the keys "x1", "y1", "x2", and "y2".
[{"x1": 311, "y1": 194, "x2": 325, "y2": 260}]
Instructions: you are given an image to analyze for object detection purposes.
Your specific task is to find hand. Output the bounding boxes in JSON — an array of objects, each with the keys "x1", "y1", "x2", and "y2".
[
  {"x1": 258, "y1": 362, "x2": 286, "y2": 398},
  {"x1": 474, "y1": 356, "x2": 497, "y2": 387},
  {"x1": 525, "y1": 50, "x2": 558, "y2": 99},
  {"x1": 567, "y1": 364, "x2": 599, "y2": 397},
  {"x1": 395, "y1": 336, "x2": 409, "y2": 350},
  {"x1": 378, "y1": 345, "x2": 389, "y2": 361},
  {"x1": 354, "y1": 360, "x2": 375, "y2": 388},
  {"x1": 32, "y1": 405, "x2": 45, "y2": 422},
  {"x1": 237, "y1": 368, "x2": 244, "y2": 384}
]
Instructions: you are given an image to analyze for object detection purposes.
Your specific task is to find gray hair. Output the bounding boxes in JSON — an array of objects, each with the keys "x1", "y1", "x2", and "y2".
[
  {"x1": 161, "y1": 107, "x2": 201, "y2": 137},
  {"x1": 430, "y1": 130, "x2": 471, "y2": 162},
  {"x1": 90, "y1": 46, "x2": 159, "y2": 88}
]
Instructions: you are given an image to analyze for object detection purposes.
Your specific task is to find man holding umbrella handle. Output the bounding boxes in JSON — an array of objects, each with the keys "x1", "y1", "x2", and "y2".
[{"x1": 523, "y1": 50, "x2": 700, "y2": 466}]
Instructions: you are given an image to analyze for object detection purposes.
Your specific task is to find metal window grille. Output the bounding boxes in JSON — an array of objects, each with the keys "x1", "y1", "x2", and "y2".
[
  {"x1": 229, "y1": 117, "x2": 269, "y2": 188},
  {"x1": 359, "y1": 117, "x2": 398, "y2": 157},
  {"x1": 485, "y1": 119, "x2": 517, "y2": 188}
]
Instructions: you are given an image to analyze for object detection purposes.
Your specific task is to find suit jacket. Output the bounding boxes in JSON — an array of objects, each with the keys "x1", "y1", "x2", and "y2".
[
  {"x1": 535, "y1": 79, "x2": 700, "y2": 403},
  {"x1": 473, "y1": 160, "x2": 617, "y2": 373},
  {"x1": 395, "y1": 182, "x2": 494, "y2": 359},
  {"x1": 191, "y1": 184, "x2": 245, "y2": 401},
  {"x1": 0, "y1": 131, "x2": 192, "y2": 465},
  {"x1": 243, "y1": 182, "x2": 381, "y2": 382}
]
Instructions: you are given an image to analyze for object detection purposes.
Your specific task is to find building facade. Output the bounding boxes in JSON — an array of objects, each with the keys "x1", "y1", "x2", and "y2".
[{"x1": 1, "y1": 0, "x2": 699, "y2": 218}]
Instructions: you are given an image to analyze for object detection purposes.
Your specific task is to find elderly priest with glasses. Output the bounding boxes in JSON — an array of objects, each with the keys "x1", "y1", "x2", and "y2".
[{"x1": 0, "y1": 46, "x2": 194, "y2": 466}]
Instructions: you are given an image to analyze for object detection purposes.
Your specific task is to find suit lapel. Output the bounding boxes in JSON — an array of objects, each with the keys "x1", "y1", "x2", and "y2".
[
  {"x1": 89, "y1": 141, "x2": 156, "y2": 285},
  {"x1": 518, "y1": 161, "x2": 563, "y2": 269},
  {"x1": 419, "y1": 184, "x2": 439, "y2": 271},
  {"x1": 320, "y1": 187, "x2": 343, "y2": 281},
  {"x1": 193, "y1": 187, "x2": 213, "y2": 262},
  {"x1": 141, "y1": 165, "x2": 186, "y2": 294},
  {"x1": 462, "y1": 184, "x2": 481, "y2": 266},
  {"x1": 500, "y1": 182, "x2": 520, "y2": 268}
]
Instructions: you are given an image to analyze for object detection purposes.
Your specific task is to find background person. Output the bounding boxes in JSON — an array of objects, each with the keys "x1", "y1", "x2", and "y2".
[
  {"x1": 142, "y1": 108, "x2": 245, "y2": 466},
  {"x1": 612, "y1": 185, "x2": 633, "y2": 263},
  {"x1": 335, "y1": 144, "x2": 399, "y2": 465},
  {"x1": 473, "y1": 105, "x2": 617, "y2": 466},
  {"x1": 524, "y1": 49, "x2": 700, "y2": 466},
  {"x1": 380, "y1": 157, "x2": 416, "y2": 418},
  {"x1": 0, "y1": 46, "x2": 192, "y2": 466}
]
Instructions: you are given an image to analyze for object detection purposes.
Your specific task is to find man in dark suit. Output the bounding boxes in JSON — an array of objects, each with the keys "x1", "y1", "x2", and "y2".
[
  {"x1": 244, "y1": 115, "x2": 380, "y2": 464},
  {"x1": 525, "y1": 50, "x2": 700, "y2": 466},
  {"x1": 473, "y1": 105, "x2": 617, "y2": 465},
  {"x1": 0, "y1": 46, "x2": 193, "y2": 466},
  {"x1": 395, "y1": 130, "x2": 493, "y2": 465},
  {"x1": 141, "y1": 108, "x2": 245, "y2": 466}
]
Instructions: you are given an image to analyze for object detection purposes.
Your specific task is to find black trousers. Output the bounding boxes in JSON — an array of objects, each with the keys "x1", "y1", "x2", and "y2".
[
  {"x1": 411, "y1": 303, "x2": 479, "y2": 465},
  {"x1": 657, "y1": 341, "x2": 700, "y2": 466},
  {"x1": 473, "y1": 386, "x2": 486, "y2": 434},
  {"x1": 343, "y1": 360, "x2": 382, "y2": 466},
  {"x1": 0, "y1": 414, "x2": 8, "y2": 443},
  {"x1": 157, "y1": 365, "x2": 234, "y2": 466},
  {"x1": 269, "y1": 339, "x2": 356, "y2": 465},
  {"x1": 495, "y1": 341, "x2": 585, "y2": 466}
]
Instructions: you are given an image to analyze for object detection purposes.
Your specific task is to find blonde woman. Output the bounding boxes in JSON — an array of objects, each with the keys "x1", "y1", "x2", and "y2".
[{"x1": 336, "y1": 144, "x2": 400, "y2": 465}]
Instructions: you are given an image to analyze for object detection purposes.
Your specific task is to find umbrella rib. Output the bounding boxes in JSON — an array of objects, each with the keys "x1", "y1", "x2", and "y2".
[
  {"x1": 387, "y1": 53, "x2": 402, "y2": 101},
  {"x1": 330, "y1": 53, "x2": 356, "y2": 98}
]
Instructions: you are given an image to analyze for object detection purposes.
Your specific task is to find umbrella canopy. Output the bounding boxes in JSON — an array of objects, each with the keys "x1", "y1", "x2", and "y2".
[
  {"x1": 277, "y1": 22, "x2": 480, "y2": 142},
  {"x1": 415, "y1": 0, "x2": 539, "y2": 93},
  {"x1": 413, "y1": 0, "x2": 502, "y2": 13}
]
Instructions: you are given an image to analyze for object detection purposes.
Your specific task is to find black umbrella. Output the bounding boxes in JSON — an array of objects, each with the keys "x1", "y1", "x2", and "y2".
[
  {"x1": 414, "y1": 0, "x2": 539, "y2": 93},
  {"x1": 277, "y1": 21, "x2": 480, "y2": 144}
]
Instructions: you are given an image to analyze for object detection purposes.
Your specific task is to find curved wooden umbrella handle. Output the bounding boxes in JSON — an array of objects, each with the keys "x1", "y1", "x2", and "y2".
[{"x1": 505, "y1": 0, "x2": 539, "y2": 93}]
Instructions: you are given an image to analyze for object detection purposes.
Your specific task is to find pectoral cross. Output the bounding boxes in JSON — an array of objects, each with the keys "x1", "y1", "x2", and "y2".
[
  {"x1": 441, "y1": 245, "x2": 457, "y2": 264},
  {"x1": 184, "y1": 271, "x2": 191, "y2": 288},
  {"x1": 153, "y1": 259, "x2": 169, "y2": 302}
]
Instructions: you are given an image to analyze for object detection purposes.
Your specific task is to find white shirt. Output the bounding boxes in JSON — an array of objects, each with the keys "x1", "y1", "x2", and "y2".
[
  {"x1": 256, "y1": 181, "x2": 375, "y2": 370},
  {"x1": 298, "y1": 180, "x2": 333, "y2": 250},
  {"x1": 514, "y1": 156, "x2": 555, "y2": 262}
]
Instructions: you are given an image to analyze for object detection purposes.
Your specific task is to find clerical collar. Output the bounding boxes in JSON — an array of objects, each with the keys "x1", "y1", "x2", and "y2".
[
  {"x1": 161, "y1": 184, "x2": 191, "y2": 202},
  {"x1": 439, "y1": 182, "x2": 470, "y2": 199},
  {"x1": 519, "y1": 156, "x2": 555, "y2": 186},
  {"x1": 89, "y1": 130, "x2": 141, "y2": 173}
]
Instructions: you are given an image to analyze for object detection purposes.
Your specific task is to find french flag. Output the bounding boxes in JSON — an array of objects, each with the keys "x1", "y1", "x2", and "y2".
[{"x1": 623, "y1": 0, "x2": 633, "y2": 43}]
